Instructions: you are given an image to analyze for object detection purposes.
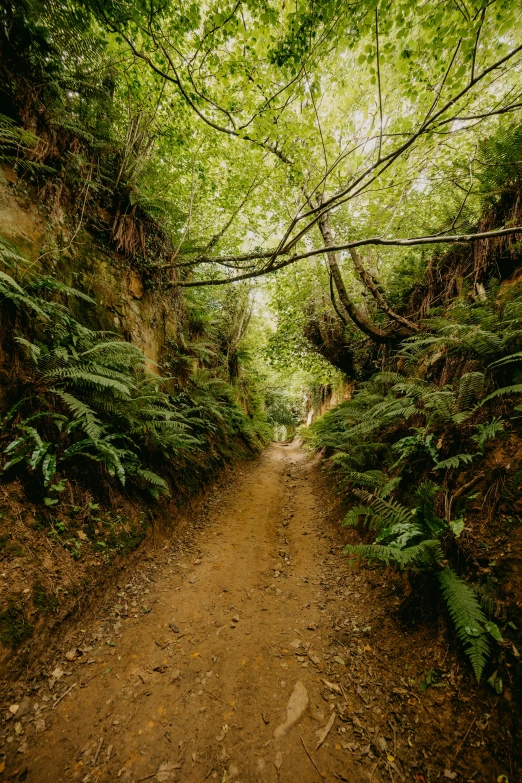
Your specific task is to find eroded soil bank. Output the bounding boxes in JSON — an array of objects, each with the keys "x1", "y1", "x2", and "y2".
[{"x1": 0, "y1": 443, "x2": 518, "y2": 782}]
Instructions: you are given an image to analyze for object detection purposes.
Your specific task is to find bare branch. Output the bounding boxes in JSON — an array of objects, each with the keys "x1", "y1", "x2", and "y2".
[
  {"x1": 375, "y1": 8, "x2": 383, "y2": 162},
  {"x1": 471, "y1": 7, "x2": 487, "y2": 82}
]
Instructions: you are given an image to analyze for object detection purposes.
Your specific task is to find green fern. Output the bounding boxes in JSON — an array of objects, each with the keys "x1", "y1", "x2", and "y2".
[
  {"x1": 343, "y1": 542, "x2": 403, "y2": 565},
  {"x1": 472, "y1": 418, "x2": 504, "y2": 452},
  {"x1": 344, "y1": 539, "x2": 444, "y2": 568},
  {"x1": 0, "y1": 271, "x2": 47, "y2": 316},
  {"x1": 305, "y1": 278, "x2": 521, "y2": 682},
  {"x1": 488, "y1": 351, "x2": 522, "y2": 369},
  {"x1": 437, "y1": 568, "x2": 491, "y2": 681},
  {"x1": 2, "y1": 240, "x2": 266, "y2": 497},
  {"x1": 351, "y1": 489, "x2": 413, "y2": 531},
  {"x1": 480, "y1": 384, "x2": 522, "y2": 405},
  {"x1": 342, "y1": 505, "x2": 373, "y2": 527},
  {"x1": 456, "y1": 372, "x2": 486, "y2": 411},
  {"x1": 433, "y1": 453, "x2": 476, "y2": 471},
  {"x1": 0, "y1": 114, "x2": 49, "y2": 176}
]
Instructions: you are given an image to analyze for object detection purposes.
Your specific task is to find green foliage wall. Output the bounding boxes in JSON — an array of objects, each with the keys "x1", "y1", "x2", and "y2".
[
  {"x1": 0, "y1": 235, "x2": 269, "y2": 504},
  {"x1": 305, "y1": 281, "x2": 522, "y2": 680}
]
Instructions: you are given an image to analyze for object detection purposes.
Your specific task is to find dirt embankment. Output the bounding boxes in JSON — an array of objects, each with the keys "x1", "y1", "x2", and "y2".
[{"x1": 0, "y1": 442, "x2": 518, "y2": 783}]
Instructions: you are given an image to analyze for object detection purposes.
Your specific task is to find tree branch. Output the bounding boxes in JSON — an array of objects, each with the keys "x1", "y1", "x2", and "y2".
[
  {"x1": 375, "y1": 7, "x2": 383, "y2": 162},
  {"x1": 317, "y1": 211, "x2": 410, "y2": 343},
  {"x1": 328, "y1": 268, "x2": 349, "y2": 325},
  {"x1": 94, "y1": 4, "x2": 294, "y2": 164},
  {"x1": 264, "y1": 41, "x2": 522, "y2": 266},
  {"x1": 348, "y1": 246, "x2": 419, "y2": 332},
  {"x1": 471, "y1": 7, "x2": 487, "y2": 82},
  {"x1": 166, "y1": 225, "x2": 522, "y2": 284}
]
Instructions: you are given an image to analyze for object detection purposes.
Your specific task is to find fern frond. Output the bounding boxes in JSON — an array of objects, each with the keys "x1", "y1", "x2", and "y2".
[
  {"x1": 488, "y1": 351, "x2": 522, "y2": 369},
  {"x1": 413, "y1": 482, "x2": 446, "y2": 537},
  {"x1": 46, "y1": 368, "x2": 134, "y2": 396},
  {"x1": 456, "y1": 372, "x2": 486, "y2": 411},
  {"x1": 27, "y1": 276, "x2": 95, "y2": 304},
  {"x1": 136, "y1": 469, "x2": 170, "y2": 494},
  {"x1": 53, "y1": 390, "x2": 102, "y2": 439},
  {"x1": 352, "y1": 489, "x2": 413, "y2": 530},
  {"x1": 344, "y1": 542, "x2": 402, "y2": 565},
  {"x1": 1, "y1": 273, "x2": 46, "y2": 316},
  {"x1": 433, "y1": 453, "x2": 476, "y2": 471},
  {"x1": 437, "y1": 568, "x2": 491, "y2": 681},
  {"x1": 396, "y1": 540, "x2": 444, "y2": 567},
  {"x1": 480, "y1": 384, "x2": 522, "y2": 405},
  {"x1": 342, "y1": 505, "x2": 373, "y2": 528}
]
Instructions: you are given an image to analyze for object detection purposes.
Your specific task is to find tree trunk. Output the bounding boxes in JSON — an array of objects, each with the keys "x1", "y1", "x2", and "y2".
[
  {"x1": 348, "y1": 247, "x2": 419, "y2": 332},
  {"x1": 317, "y1": 212, "x2": 416, "y2": 343}
]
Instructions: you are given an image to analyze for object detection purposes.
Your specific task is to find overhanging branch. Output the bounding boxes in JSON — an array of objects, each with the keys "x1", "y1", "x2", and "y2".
[{"x1": 167, "y1": 226, "x2": 522, "y2": 287}]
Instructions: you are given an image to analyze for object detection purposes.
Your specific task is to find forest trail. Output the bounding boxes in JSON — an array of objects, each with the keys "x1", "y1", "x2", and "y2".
[{"x1": 0, "y1": 444, "x2": 511, "y2": 782}]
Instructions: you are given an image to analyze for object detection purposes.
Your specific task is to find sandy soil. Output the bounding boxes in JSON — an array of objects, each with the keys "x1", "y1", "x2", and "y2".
[{"x1": 0, "y1": 443, "x2": 518, "y2": 782}]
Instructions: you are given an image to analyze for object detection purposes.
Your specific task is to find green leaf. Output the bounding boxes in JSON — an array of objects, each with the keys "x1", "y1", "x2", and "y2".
[
  {"x1": 484, "y1": 621, "x2": 503, "y2": 643},
  {"x1": 450, "y1": 518, "x2": 465, "y2": 537},
  {"x1": 42, "y1": 453, "x2": 57, "y2": 487},
  {"x1": 49, "y1": 478, "x2": 67, "y2": 493}
]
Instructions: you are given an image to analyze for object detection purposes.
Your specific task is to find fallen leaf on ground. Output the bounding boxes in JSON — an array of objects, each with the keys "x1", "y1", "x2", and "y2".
[
  {"x1": 156, "y1": 761, "x2": 182, "y2": 781},
  {"x1": 315, "y1": 711, "x2": 335, "y2": 749},
  {"x1": 321, "y1": 679, "x2": 342, "y2": 695}
]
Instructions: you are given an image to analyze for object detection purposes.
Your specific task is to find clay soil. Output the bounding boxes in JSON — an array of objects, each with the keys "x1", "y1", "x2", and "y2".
[{"x1": 0, "y1": 443, "x2": 519, "y2": 782}]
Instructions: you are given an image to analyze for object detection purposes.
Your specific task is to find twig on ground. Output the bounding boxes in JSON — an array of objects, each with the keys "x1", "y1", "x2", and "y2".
[
  {"x1": 52, "y1": 682, "x2": 77, "y2": 709},
  {"x1": 299, "y1": 733, "x2": 326, "y2": 783},
  {"x1": 453, "y1": 717, "x2": 476, "y2": 761},
  {"x1": 370, "y1": 758, "x2": 383, "y2": 782},
  {"x1": 92, "y1": 737, "x2": 104, "y2": 767}
]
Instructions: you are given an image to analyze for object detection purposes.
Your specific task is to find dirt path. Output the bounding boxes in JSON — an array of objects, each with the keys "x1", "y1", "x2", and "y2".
[{"x1": 0, "y1": 443, "x2": 517, "y2": 782}]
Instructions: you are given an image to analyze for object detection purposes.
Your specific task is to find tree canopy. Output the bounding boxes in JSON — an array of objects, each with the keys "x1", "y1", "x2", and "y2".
[{"x1": 2, "y1": 0, "x2": 522, "y2": 351}]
